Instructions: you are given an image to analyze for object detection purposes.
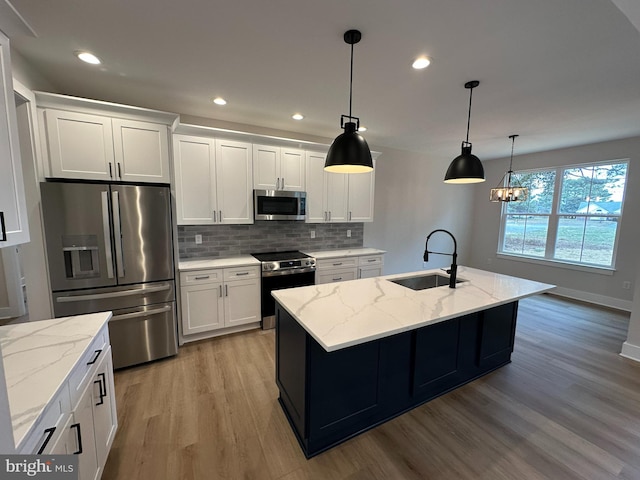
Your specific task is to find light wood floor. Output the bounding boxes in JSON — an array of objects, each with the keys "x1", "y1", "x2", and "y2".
[{"x1": 102, "y1": 295, "x2": 640, "y2": 479}]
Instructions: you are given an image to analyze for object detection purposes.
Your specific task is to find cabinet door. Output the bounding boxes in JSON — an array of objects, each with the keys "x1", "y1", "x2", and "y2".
[
  {"x1": 0, "y1": 32, "x2": 29, "y2": 246},
  {"x1": 358, "y1": 266, "x2": 382, "y2": 279},
  {"x1": 46, "y1": 414, "x2": 74, "y2": 454},
  {"x1": 91, "y1": 347, "x2": 117, "y2": 470},
  {"x1": 348, "y1": 169, "x2": 375, "y2": 222},
  {"x1": 253, "y1": 144, "x2": 279, "y2": 190},
  {"x1": 215, "y1": 139, "x2": 253, "y2": 224},
  {"x1": 74, "y1": 379, "x2": 99, "y2": 480},
  {"x1": 44, "y1": 109, "x2": 114, "y2": 181},
  {"x1": 280, "y1": 148, "x2": 305, "y2": 191},
  {"x1": 223, "y1": 277, "x2": 261, "y2": 327},
  {"x1": 305, "y1": 151, "x2": 328, "y2": 223},
  {"x1": 112, "y1": 119, "x2": 170, "y2": 183},
  {"x1": 173, "y1": 134, "x2": 217, "y2": 224},
  {"x1": 180, "y1": 282, "x2": 224, "y2": 334},
  {"x1": 326, "y1": 172, "x2": 349, "y2": 222}
]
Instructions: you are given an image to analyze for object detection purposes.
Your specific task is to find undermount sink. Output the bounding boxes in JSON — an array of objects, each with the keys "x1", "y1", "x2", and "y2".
[{"x1": 389, "y1": 273, "x2": 463, "y2": 291}]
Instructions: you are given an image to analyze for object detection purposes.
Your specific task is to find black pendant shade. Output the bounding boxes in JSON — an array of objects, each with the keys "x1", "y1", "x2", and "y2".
[
  {"x1": 444, "y1": 142, "x2": 485, "y2": 183},
  {"x1": 325, "y1": 120, "x2": 373, "y2": 173},
  {"x1": 444, "y1": 80, "x2": 485, "y2": 184},
  {"x1": 324, "y1": 30, "x2": 373, "y2": 174}
]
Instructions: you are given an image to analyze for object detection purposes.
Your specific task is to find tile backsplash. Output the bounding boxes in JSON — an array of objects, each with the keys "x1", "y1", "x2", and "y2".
[{"x1": 178, "y1": 222, "x2": 364, "y2": 258}]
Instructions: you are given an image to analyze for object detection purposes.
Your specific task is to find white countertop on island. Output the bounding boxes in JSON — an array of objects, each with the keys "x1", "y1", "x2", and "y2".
[
  {"x1": 272, "y1": 266, "x2": 554, "y2": 352},
  {"x1": 302, "y1": 247, "x2": 386, "y2": 259},
  {"x1": 178, "y1": 255, "x2": 260, "y2": 271},
  {"x1": 0, "y1": 312, "x2": 112, "y2": 450}
]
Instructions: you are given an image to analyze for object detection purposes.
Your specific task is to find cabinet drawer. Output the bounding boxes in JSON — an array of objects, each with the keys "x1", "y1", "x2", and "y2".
[
  {"x1": 223, "y1": 266, "x2": 260, "y2": 282},
  {"x1": 19, "y1": 383, "x2": 71, "y2": 454},
  {"x1": 68, "y1": 325, "x2": 109, "y2": 409},
  {"x1": 317, "y1": 257, "x2": 357, "y2": 269},
  {"x1": 358, "y1": 255, "x2": 383, "y2": 267},
  {"x1": 316, "y1": 268, "x2": 358, "y2": 285},
  {"x1": 180, "y1": 269, "x2": 223, "y2": 285}
]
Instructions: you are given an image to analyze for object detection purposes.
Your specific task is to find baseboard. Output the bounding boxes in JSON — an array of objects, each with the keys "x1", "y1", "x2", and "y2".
[
  {"x1": 549, "y1": 286, "x2": 632, "y2": 312},
  {"x1": 620, "y1": 341, "x2": 640, "y2": 363}
]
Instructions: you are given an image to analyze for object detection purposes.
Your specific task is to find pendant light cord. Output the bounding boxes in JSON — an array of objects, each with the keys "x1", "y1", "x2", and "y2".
[
  {"x1": 349, "y1": 41, "x2": 354, "y2": 119},
  {"x1": 465, "y1": 86, "x2": 473, "y2": 143}
]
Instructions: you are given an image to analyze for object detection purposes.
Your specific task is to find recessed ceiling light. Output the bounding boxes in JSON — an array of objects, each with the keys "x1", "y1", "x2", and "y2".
[
  {"x1": 412, "y1": 56, "x2": 431, "y2": 70},
  {"x1": 75, "y1": 51, "x2": 101, "y2": 65},
  {"x1": 212, "y1": 97, "x2": 227, "y2": 106},
  {"x1": 292, "y1": 113, "x2": 304, "y2": 120},
  {"x1": 358, "y1": 126, "x2": 367, "y2": 132}
]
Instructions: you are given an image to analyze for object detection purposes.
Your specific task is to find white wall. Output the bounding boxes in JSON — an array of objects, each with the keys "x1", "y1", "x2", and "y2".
[
  {"x1": 364, "y1": 146, "x2": 475, "y2": 275},
  {"x1": 467, "y1": 136, "x2": 640, "y2": 310}
]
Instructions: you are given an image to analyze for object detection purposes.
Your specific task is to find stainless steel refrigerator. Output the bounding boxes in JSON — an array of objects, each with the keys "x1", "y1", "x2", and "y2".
[{"x1": 41, "y1": 180, "x2": 178, "y2": 369}]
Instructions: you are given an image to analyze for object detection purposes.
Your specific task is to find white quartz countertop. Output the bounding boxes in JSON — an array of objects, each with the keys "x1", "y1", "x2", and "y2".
[
  {"x1": 0, "y1": 312, "x2": 112, "y2": 449},
  {"x1": 302, "y1": 247, "x2": 386, "y2": 259},
  {"x1": 178, "y1": 255, "x2": 260, "y2": 271},
  {"x1": 272, "y1": 267, "x2": 554, "y2": 352}
]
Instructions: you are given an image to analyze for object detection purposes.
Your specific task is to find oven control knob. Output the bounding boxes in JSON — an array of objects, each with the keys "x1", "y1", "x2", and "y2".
[{"x1": 264, "y1": 262, "x2": 276, "y2": 271}]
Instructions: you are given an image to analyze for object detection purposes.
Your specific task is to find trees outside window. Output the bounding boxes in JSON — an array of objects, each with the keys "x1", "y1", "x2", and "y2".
[{"x1": 498, "y1": 160, "x2": 628, "y2": 268}]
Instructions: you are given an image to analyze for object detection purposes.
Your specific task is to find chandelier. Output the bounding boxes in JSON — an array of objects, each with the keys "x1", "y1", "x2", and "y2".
[{"x1": 490, "y1": 135, "x2": 528, "y2": 202}]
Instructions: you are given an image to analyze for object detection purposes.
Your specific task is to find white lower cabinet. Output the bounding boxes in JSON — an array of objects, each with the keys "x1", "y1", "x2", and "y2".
[
  {"x1": 20, "y1": 326, "x2": 117, "y2": 480},
  {"x1": 316, "y1": 254, "x2": 385, "y2": 284},
  {"x1": 357, "y1": 254, "x2": 384, "y2": 279},
  {"x1": 180, "y1": 266, "x2": 260, "y2": 336},
  {"x1": 315, "y1": 257, "x2": 358, "y2": 285}
]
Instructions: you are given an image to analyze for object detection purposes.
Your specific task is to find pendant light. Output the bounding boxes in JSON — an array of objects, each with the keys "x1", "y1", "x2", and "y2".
[
  {"x1": 444, "y1": 80, "x2": 485, "y2": 183},
  {"x1": 324, "y1": 29, "x2": 373, "y2": 174},
  {"x1": 490, "y1": 134, "x2": 529, "y2": 202}
]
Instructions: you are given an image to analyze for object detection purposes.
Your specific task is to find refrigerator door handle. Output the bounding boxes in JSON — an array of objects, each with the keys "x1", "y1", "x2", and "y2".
[
  {"x1": 110, "y1": 305, "x2": 172, "y2": 322},
  {"x1": 112, "y1": 191, "x2": 125, "y2": 278},
  {"x1": 55, "y1": 283, "x2": 172, "y2": 303},
  {"x1": 101, "y1": 191, "x2": 115, "y2": 279}
]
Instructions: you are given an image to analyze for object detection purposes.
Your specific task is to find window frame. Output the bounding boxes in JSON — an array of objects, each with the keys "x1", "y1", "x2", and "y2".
[{"x1": 496, "y1": 159, "x2": 629, "y2": 272}]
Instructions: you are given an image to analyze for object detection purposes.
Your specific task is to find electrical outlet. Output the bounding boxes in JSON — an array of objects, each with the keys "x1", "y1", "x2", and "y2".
[
  {"x1": 195, "y1": 234, "x2": 202, "y2": 245},
  {"x1": 310, "y1": 230, "x2": 316, "y2": 239},
  {"x1": 347, "y1": 229, "x2": 351, "y2": 238},
  {"x1": 623, "y1": 281, "x2": 631, "y2": 290}
]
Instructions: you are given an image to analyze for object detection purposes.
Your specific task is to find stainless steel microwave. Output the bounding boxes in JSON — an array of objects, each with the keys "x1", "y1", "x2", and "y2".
[{"x1": 254, "y1": 190, "x2": 306, "y2": 221}]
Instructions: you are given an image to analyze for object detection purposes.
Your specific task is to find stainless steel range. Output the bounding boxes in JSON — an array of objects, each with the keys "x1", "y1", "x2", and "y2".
[{"x1": 252, "y1": 251, "x2": 316, "y2": 329}]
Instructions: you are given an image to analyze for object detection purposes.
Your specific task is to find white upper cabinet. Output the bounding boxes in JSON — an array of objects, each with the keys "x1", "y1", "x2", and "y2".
[
  {"x1": 216, "y1": 139, "x2": 253, "y2": 224},
  {"x1": 173, "y1": 134, "x2": 217, "y2": 224},
  {"x1": 0, "y1": 31, "x2": 29, "y2": 247},
  {"x1": 44, "y1": 109, "x2": 115, "y2": 180},
  {"x1": 347, "y1": 169, "x2": 375, "y2": 222},
  {"x1": 112, "y1": 119, "x2": 170, "y2": 183},
  {"x1": 305, "y1": 151, "x2": 375, "y2": 223},
  {"x1": 36, "y1": 92, "x2": 176, "y2": 184},
  {"x1": 253, "y1": 144, "x2": 305, "y2": 191},
  {"x1": 305, "y1": 151, "x2": 329, "y2": 223},
  {"x1": 173, "y1": 134, "x2": 253, "y2": 225}
]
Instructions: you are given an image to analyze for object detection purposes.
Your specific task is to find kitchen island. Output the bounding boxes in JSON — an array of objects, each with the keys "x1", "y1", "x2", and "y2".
[{"x1": 272, "y1": 267, "x2": 554, "y2": 457}]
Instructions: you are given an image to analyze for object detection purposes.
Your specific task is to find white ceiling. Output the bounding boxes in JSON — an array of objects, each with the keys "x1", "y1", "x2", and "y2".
[{"x1": 7, "y1": 0, "x2": 640, "y2": 160}]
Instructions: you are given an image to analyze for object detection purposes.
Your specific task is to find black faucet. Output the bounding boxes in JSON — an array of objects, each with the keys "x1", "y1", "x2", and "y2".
[{"x1": 423, "y1": 229, "x2": 458, "y2": 288}]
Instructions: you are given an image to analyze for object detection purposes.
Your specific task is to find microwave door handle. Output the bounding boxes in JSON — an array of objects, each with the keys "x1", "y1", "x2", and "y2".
[
  {"x1": 112, "y1": 191, "x2": 125, "y2": 278},
  {"x1": 101, "y1": 191, "x2": 115, "y2": 279}
]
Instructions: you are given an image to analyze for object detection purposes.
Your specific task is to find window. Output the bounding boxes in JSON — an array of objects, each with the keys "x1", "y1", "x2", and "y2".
[{"x1": 498, "y1": 160, "x2": 628, "y2": 269}]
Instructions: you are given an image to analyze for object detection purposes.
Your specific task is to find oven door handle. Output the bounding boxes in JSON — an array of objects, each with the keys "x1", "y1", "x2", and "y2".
[{"x1": 261, "y1": 267, "x2": 316, "y2": 278}]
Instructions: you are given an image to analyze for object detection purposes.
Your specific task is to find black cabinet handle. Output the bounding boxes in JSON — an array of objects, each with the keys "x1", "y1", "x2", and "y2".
[
  {"x1": 109, "y1": 162, "x2": 113, "y2": 178},
  {"x1": 117, "y1": 162, "x2": 122, "y2": 179},
  {"x1": 71, "y1": 423, "x2": 83, "y2": 454},
  {"x1": 94, "y1": 373, "x2": 106, "y2": 406},
  {"x1": 0, "y1": 211, "x2": 6, "y2": 242},
  {"x1": 87, "y1": 349, "x2": 102, "y2": 365},
  {"x1": 37, "y1": 427, "x2": 56, "y2": 454}
]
